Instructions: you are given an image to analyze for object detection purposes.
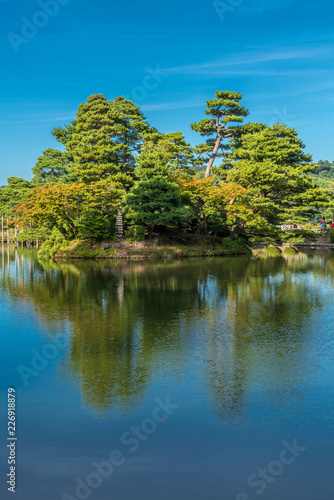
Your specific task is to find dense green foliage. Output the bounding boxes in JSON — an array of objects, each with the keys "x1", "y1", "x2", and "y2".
[
  {"x1": 124, "y1": 144, "x2": 186, "y2": 235},
  {"x1": 225, "y1": 123, "x2": 327, "y2": 227},
  {"x1": 314, "y1": 160, "x2": 334, "y2": 179},
  {"x1": 31, "y1": 148, "x2": 70, "y2": 185},
  {"x1": 330, "y1": 229, "x2": 334, "y2": 243},
  {"x1": 1, "y1": 90, "x2": 332, "y2": 245},
  {"x1": 310, "y1": 160, "x2": 334, "y2": 222},
  {"x1": 16, "y1": 181, "x2": 122, "y2": 240},
  {"x1": 0, "y1": 177, "x2": 31, "y2": 214},
  {"x1": 191, "y1": 90, "x2": 249, "y2": 177}
]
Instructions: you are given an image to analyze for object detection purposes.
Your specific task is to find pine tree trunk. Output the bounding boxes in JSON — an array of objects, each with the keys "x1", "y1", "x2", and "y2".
[{"x1": 205, "y1": 132, "x2": 222, "y2": 178}]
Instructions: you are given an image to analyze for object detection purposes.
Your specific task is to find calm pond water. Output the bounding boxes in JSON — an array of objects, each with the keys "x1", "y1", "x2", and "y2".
[{"x1": 1, "y1": 247, "x2": 334, "y2": 500}]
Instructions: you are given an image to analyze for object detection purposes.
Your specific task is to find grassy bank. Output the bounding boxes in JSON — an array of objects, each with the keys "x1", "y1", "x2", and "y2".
[{"x1": 39, "y1": 235, "x2": 249, "y2": 261}]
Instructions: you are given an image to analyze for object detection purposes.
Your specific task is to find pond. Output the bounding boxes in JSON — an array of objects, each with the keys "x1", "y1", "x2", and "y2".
[{"x1": 1, "y1": 247, "x2": 334, "y2": 500}]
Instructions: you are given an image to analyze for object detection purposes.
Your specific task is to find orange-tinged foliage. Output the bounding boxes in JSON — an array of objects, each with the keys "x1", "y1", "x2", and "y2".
[
  {"x1": 176, "y1": 176, "x2": 267, "y2": 232},
  {"x1": 15, "y1": 181, "x2": 122, "y2": 238}
]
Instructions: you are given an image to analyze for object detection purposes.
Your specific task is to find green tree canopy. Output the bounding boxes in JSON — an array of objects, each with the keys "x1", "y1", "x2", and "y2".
[
  {"x1": 226, "y1": 123, "x2": 328, "y2": 227},
  {"x1": 110, "y1": 96, "x2": 158, "y2": 168},
  {"x1": 31, "y1": 148, "x2": 70, "y2": 186},
  {"x1": 313, "y1": 160, "x2": 334, "y2": 179},
  {"x1": 0, "y1": 177, "x2": 31, "y2": 218},
  {"x1": 63, "y1": 94, "x2": 159, "y2": 187},
  {"x1": 65, "y1": 94, "x2": 129, "y2": 184},
  {"x1": 124, "y1": 144, "x2": 186, "y2": 235},
  {"x1": 191, "y1": 90, "x2": 249, "y2": 177},
  {"x1": 158, "y1": 131, "x2": 196, "y2": 175},
  {"x1": 52, "y1": 121, "x2": 77, "y2": 146},
  {"x1": 15, "y1": 181, "x2": 122, "y2": 239}
]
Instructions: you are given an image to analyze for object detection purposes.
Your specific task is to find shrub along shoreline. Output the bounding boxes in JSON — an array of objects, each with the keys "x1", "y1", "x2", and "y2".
[
  {"x1": 36, "y1": 229, "x2": 334, "y2": 261},
  {"x1": 37, "y1": 237, "x2": 250, "y2": 261}
]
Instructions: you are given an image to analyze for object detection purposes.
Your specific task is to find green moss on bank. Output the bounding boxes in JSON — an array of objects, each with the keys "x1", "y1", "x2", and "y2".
[
  {"x1": 266, "y1": 245, "x2": 281, "y2": 257},
  {"x1": 284, "y1": 246, "x2": 298, "y2": 255},
  {"x1": 40, "y1": 238, "x2": 249, "y2": 261}
]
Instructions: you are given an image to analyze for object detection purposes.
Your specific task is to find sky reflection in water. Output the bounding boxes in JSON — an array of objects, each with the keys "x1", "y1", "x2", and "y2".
[{"x1": 1, "y1": 247, "x2": 334, "y2": 500}]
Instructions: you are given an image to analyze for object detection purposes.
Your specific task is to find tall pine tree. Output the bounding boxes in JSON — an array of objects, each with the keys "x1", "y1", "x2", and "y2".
[
  {"x1": 191, "y1": 91, "x2": 248, "y2": 177},
  {"x1": 124, "y1": 144, "x2": 185, "y2": 236},
  {"x1": 226, "y1": 123, "x2": 327, "y2": 225},
  {"x1": 66, "y1": 94, "x2": 129, "y2": 183}
]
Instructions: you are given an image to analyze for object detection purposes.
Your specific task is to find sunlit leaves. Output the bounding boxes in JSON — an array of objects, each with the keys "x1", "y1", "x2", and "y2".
[
  {"x1": 225, "y1": 123, "x2": 328, "y2": 226},
  {"x1": 15, "y1": 181, "x2": 123, "y2": 239},
  {"x1": 191, "y1": 90, "x2": 249, "y2": 176},
  {"x1": 124, "y1": 144, "x2": 185, "y2": 230}
]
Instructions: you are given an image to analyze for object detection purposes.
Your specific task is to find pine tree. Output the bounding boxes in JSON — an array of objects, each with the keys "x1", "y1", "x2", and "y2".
[
  {"x1": 123, "y1": 144, "x2": 185, "y2": 236},
  {"x1": 191, "y1": 90, "x2": 248, "y2": 177},
  {"x1": 60, "y1": 94, "x2": 161, "y2": 187},
  {"x1": 0, "y1": 177, "x2": 31, "y2": 217},
  {"x1": 31, "y1": 148, "x2": 69, "y2": 185},
  {"x1": 66, "y1": 94, "x2": 129, "y2": 183},
  {"x1": 52, "y1": 121, "x2": 77, "y2": 146},
  {"x1": 159, "y1": 132, "x2": 196, "y2": 175},
  {"x1": 110, "y1": 96, "x2": 158, "y2": 169},
  {"x1": 226, "y1": 123, "x2": 327, "y2": 225}
]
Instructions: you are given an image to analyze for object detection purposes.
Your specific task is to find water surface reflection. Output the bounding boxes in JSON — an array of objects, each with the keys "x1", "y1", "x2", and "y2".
[{"x1": 1, "y1": 247, "x2": 334, "y2": 500}]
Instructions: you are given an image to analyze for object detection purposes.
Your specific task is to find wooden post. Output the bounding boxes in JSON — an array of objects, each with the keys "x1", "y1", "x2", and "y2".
[
  {"x1": 15, "y1": 226, "x2": 18, "y2": 248},
  {"x1": 1, "y1": 214, "x2": 4, "y2": 245},
  {"x1": 7, "y1": 217, "x2": 9, "y2": 245},
  {"x1": 29, "y1": 221, "x2": 32, "y2": 248},
  {"x1": 1, "y1": 244, "x2": 4, "y2": 275},
  {"x1": 15, "y1": 250, "x2": 18, "y2": 279}
]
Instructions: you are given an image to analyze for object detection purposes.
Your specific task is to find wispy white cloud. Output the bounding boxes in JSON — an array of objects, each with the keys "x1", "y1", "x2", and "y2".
[
  {"x1": 252, "y1": 76, "x2": 334, "y2": 100},
  {"x1": 0, "y1": 115, "x2": 74, "y2": 125},
  {"x1": 166, "y1": 68, "x2": 328, "y2": 78},
  {"x1": 166, "y1": 46, "x2": 330, "y2": 75},
  {"x1": 297, "y1": 79, "x2": 334, "y2": 95}
]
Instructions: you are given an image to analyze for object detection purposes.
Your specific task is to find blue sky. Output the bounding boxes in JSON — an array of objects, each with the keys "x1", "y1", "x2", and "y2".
[{"x1": 1, "y1": 0, "x2": 334, "y2": 185}]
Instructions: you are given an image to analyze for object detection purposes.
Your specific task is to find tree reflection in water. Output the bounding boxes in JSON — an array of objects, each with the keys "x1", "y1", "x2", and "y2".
[{"x1": 1, "y1": 246, "x2": 333, "y2": 421}]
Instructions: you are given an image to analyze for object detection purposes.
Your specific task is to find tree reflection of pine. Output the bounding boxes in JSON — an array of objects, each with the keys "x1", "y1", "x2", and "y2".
[{"x1": 1, "y1": 247, "x2": 333, "y2": 420}]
